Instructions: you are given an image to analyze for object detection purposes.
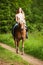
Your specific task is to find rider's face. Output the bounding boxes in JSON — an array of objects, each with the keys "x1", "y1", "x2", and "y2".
[{"x1": 19, "y1": 8, "x2": 22, "y2": 13}]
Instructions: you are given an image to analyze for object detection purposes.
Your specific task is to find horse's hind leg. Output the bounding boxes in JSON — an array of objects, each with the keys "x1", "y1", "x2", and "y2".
[
  {"x1": 21, "y1": 40, "x2": 24, "y2": 55},
  {"x1": 15, "y1": 40, "x2": 16, "y2": 47}
]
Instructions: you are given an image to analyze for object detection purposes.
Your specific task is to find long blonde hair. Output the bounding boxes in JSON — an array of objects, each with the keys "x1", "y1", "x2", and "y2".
[{"x1": 16, "y1": 8, "x2": 25, "y2": 18}]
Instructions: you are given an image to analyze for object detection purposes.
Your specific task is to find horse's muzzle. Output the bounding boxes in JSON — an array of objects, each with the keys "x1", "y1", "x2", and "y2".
[{"x1": 21, "y1": 28, "x2": 23, "y2": 30}]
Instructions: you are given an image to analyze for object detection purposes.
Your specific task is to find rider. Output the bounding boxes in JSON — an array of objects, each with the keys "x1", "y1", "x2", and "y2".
[{"x1": 15, "y1": 7, "x2": 28, "y2": 38}]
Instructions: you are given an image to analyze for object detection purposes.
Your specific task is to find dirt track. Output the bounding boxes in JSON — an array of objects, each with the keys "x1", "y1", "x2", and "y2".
[{"x1": 0, "y1": 43, "x2": 43, "y2": 65}]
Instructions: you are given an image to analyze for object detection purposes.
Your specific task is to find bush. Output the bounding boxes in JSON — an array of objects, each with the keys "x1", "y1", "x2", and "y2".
[{"x1": 0, "y1": 0, "x2": 43, "y2": 33}]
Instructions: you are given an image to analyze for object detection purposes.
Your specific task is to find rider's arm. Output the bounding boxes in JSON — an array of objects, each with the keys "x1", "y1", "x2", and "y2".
[
  {"x1": 23, "y1": 14, "x2": 25, "y2": 19},
  {"x1": 16, "y1": 15, "x2": 19, "y2": 23}
]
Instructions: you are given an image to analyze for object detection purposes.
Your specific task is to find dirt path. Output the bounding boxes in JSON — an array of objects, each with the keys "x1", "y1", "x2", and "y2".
[{"x1": 0, "y1": 43, "x2": 43, "y2": 65}]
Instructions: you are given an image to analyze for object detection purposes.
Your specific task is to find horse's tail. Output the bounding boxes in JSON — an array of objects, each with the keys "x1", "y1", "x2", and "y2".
[{"x1": 12, "y1": 25, "x2": 15, "y2": 36}]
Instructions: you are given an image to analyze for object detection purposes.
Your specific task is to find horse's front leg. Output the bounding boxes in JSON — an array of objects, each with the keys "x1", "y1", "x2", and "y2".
[
  {"x1": 21, "y1": 40, "x2": 24, "y2": 55},
  {"x1": 16, "y1": 40, "x2": 19, "y2": 54},
  {"x1": 15, "y1": 40, "x2": 17, "y2": 53}
]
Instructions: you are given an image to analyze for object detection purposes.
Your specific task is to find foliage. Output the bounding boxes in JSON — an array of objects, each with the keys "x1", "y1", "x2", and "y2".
[{"x1": 0, "y1": 0, "x2": 43, "y2": 33}]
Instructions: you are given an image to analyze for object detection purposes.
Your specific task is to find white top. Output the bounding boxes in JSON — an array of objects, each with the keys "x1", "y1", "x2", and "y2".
[{"x1": 16, "y1": 13, "x2": 26, "y2": 24}]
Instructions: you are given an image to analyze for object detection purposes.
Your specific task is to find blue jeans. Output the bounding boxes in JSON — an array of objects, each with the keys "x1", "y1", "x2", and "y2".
[
  {"x1": 12, "y1": 23, "x2": 18, "y2": 36},
  {"x1": 14, "y1": 23, "x2": 18, "y2": 29}
]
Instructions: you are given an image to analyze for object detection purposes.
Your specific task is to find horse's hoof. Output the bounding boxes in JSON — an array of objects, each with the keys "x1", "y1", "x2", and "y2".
[
  {"x1": 16, "y1": 51, "x2": 18, "y2": 54},
  {"x1": 21, "y1": 52, "x2": 24, "y2": 55},
  {"x1": 16, "y1": 50, "x2": 18, "y2": 54},
  {"x1": 21, "y1": 53, "x2": 23, "y2": 55}
]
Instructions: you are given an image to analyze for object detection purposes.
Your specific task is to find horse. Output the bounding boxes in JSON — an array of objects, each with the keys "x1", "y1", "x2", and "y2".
[{"x1": 12, "y1": 22, "x2": 26, "y2": 55}]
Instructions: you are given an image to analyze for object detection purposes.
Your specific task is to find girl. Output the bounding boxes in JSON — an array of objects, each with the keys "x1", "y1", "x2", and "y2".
[{"x1": 15, "y1": 7, "x2": 28, "y2": 38}]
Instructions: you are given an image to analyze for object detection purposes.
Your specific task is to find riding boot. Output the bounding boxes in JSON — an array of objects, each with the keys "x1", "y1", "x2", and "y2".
[{"x1": 26, "y1": 31, "x2": 28, "y2": 39}]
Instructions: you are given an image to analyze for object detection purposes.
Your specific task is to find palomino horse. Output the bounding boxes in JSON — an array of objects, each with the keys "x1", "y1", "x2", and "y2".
[{"x1": 12, "y1": 22, "x2": 26, "y2": 54}]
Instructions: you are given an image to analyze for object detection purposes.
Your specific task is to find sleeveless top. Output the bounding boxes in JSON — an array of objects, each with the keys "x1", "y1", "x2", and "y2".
[{"x1": 16, "y1": 13, "x2": 26, "y2": 24}]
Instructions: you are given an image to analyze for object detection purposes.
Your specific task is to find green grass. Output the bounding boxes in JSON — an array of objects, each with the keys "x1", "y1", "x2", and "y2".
[
  {"x1": 0, "y1": 46, "x2": 29, "y2": 65},
  {"x1": 0, "y1": 33, "x2": 14, "y2": 47},
  {"x1": 0, "y1": 31, "x2": 43, "y2": 60},
  {"x1": 24, "y1": 31, "x2": 43, "y2": 60}
]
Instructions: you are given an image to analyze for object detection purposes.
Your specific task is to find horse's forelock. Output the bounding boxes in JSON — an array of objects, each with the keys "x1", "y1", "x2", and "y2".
[{"x1": 19, "y1": 22, "x2": 24, "y2": 30}]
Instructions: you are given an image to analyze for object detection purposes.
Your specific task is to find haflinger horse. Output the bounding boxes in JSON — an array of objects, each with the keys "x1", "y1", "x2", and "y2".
[{"x1": 12, "y1": 22, "x2": 26, "y2": 55}]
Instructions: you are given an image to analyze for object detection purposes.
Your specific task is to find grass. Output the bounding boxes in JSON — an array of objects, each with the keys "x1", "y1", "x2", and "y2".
[
  {"x1": 0, "y1": 31, "x2": 43, "y2": 60},
  {"x1": 0, "y1": 46, "x2": 29, "y2": 65},
  {"x1": 0, "y1": 33, "x2": 14, "y2": 47},
  {"x1": 24, "y1": 31, "x2": 43, "y2": 60}
]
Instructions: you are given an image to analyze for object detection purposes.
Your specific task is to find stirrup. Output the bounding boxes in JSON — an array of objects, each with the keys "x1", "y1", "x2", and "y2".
[{"x1": 26, "y1": 36, "x2": 28, "y2": 39}]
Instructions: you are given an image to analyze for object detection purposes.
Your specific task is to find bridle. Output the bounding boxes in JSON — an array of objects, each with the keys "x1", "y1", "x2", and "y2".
[{"x1": 19, "y1": 22, "x2": 25, "y2": 31}]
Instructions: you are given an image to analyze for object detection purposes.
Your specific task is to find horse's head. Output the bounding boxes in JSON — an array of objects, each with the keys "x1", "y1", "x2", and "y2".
[{"x1": 19, "y1": 22, "x2": 25, "y2": 30}]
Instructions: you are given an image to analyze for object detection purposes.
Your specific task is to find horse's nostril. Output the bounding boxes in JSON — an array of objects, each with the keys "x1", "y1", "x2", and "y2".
[{"x1": 21, "y1": 28, "x2": 23, "y2": 30}]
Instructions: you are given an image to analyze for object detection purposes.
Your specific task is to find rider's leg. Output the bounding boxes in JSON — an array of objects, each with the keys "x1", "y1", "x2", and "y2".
[
  {"x1": 12, "y1": 22, "x2": 18, "y2": 36},
  {"x1": 25, "y1": 26, "x2": 28, "y2": 39},
  {"x1": 14, "y1": 23, "x2": 18, "y2": 29},
  {"x1": 24, "y1": 22, "x2": 28, "y2": 39}
]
